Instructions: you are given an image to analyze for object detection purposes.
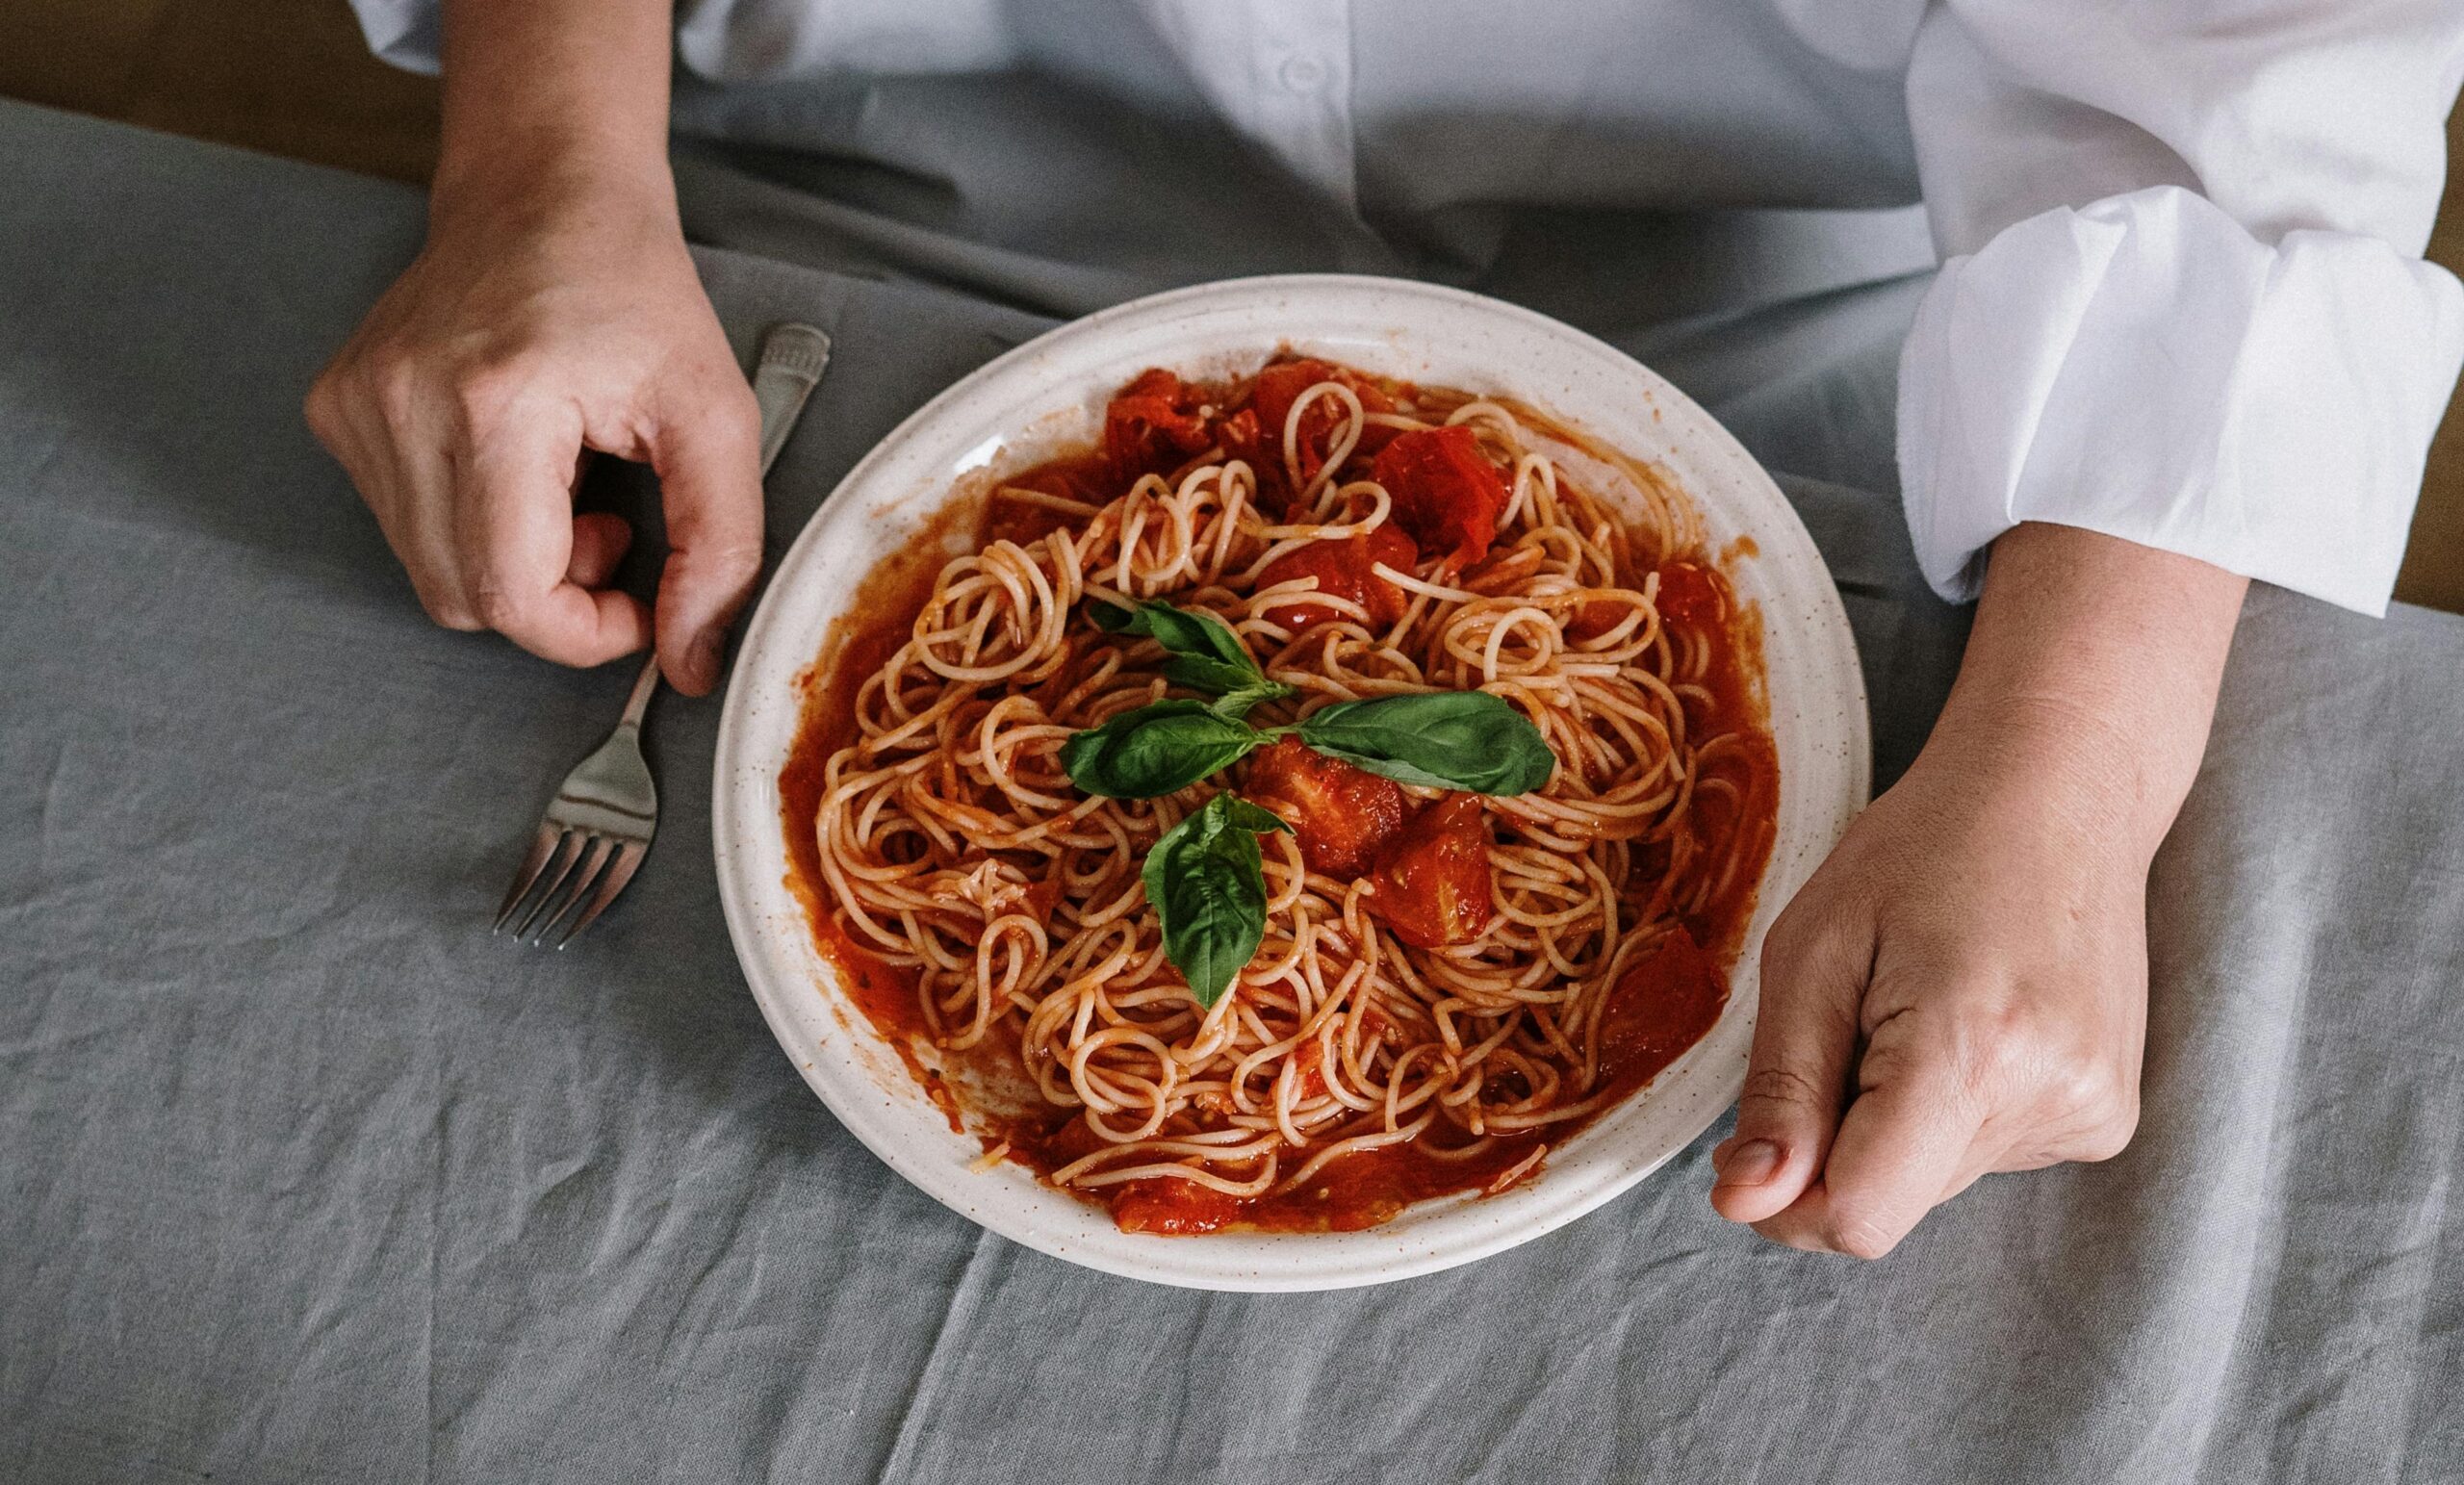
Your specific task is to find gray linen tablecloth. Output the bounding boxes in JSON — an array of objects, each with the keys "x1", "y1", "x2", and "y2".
[{"x1": 6, "y1": 99, "x2": 2463, "y2": 1483}]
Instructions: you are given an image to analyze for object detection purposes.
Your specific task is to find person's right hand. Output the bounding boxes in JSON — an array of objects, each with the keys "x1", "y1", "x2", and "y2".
[{"x1": 305, "y1": 166, "x2": 761, "y2": 695}]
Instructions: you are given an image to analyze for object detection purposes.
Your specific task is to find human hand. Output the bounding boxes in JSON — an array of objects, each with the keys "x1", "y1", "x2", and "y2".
[
  {"x1": 305, "y1": 163, "x2": 759, "y2": 694},
  {"x1": 1707, "y1": 703, "x2": 2151, "y2": 1257},
  {"x1": 1708, "y1": 523, "x2": 2248, "y2": 1256}
]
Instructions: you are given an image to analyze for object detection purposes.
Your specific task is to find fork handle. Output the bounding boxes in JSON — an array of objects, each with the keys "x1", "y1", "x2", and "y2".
[
  {"x1": 618, "y1": 652, "x2": 661, "y2": 731},
  {"x1": 754, "y1": 323, "x2": 832, "y2": 476}
]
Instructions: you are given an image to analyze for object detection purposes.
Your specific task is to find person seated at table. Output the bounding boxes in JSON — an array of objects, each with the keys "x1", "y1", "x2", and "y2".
[{"x1": 308, "y1": 0, "x2": 2464, "y2": 1258}]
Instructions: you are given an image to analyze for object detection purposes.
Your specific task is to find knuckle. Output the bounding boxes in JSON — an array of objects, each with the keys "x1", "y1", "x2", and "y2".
[
  {"x1": 1749, "y1": 1216, "x2": 1832, "y2": 1255},
  {"x1": 705, "y1": 539, "x2": 765, "y2": 587},
  {"x1": 1737, "y1": 1063, "x2": 1832, "y2": 1117},
  {"x1": 2043, "y1": 1053, "x2": 2126, "y2": 1121},
  {"x1": 470, "y1": 583, "x2": 532, "y2": 635},
  {"x1": 1758, "y1": 894, "x2": 1830, "y2": 973},
  {"x1": 417, "y1": 588, "x2": 482, "y2": 632},
  {"x1": 1945, "y1": 996, "x2": 2040, "y2": 1098},
  {"x1": 1758, "y1": 913, "x2": 1810, "y2": 980},
  {"x1": 370, "y1": 355, "x2": 424, "y2": 424},
  {"x1": 1814, "y1": 1180, "x2": 1909, "y2": 1260},
  {"x1": 2069, "y1": 1110, "x2": 2139, "y2": 1164},
  {"x1": 302, "y1": 373, "x2": 340, "y2": 437},
  {"x1": 1825, "y1": 1212, "x2": 1901, "y2": 1262},
  {"x1": 2062, "y1": 1072, "x2": 2140, "y2": 1162},
  {"x1": 1938, "y1": 989, "x2": 2138, "y2": 1162}
]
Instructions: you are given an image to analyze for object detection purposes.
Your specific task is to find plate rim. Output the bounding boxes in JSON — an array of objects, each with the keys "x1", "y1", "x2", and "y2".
[{"x1": 711, "y1": 272, "x2": 1872, "y2": 1291}]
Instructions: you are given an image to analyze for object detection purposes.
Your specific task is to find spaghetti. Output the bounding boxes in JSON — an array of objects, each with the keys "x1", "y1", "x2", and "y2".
[{"x1": 782, "y1": 355, "x2": 1778, "y2": 1234}]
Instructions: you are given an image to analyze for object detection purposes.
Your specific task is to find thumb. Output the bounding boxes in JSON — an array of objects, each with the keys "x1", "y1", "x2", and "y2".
[
  {"x1": 1709, "y1": 900, "x2": 1867, "y2": 1225},
  {"x1": 648, "y1": 371, "x2": 764, "y2": 695}
]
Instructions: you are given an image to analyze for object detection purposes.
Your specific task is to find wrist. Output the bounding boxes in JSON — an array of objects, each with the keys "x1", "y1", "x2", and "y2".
[
  {"x1": 424, "y1": 145, "x2": 675, "y2": 265},
  {"x1": 1923, "y1": 523, "x2": 2248, "y2": 862},
  {"x1": 431, "y1": 139, "x2": 675, "y2": 240},
  {"x1": 1921, "y1": 686, "x2": 2174, "y2": 866}
]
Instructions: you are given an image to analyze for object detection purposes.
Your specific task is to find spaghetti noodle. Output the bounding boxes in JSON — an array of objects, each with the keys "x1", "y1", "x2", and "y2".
[{"x1": 782, "y1": 355, "x2": 1778, "y2": 1234}]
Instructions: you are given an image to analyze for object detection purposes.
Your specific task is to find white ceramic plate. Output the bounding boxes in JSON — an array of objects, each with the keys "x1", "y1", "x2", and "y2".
[{"x1": 713, "y1": 274, "x2": 1869, "y2": 1291}]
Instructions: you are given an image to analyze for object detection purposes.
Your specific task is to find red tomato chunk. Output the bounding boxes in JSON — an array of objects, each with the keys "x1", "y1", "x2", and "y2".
[
  {"x1": 1231, "y1": 359, "x2": 1398, "y2": 498},
  {"x1": 1566, "y1": 561, "x2": 1726, "y2": 642},
  {"x1": 1370, "y1": 425, "x2": 1508, "y2": 567},
  {"x1": 1600, "y1": 925, "x2": 1728, "y2": 1072},
  {"x1": 1364, "y1": 793, "x2": 1497, "y2": 949},
  {"x1": 1245, "y1": 737, "x2": 1409, "y2": 879},
  {"x1": 1103, "y1": 368, "x2": 1214, "y2": 480},
  {"x1": 1651, "y1": 560, "x2": 1727, "y2": 627},
  {"x1": 1254, "y1": 524, "x2": 1418, "y2": 632}
]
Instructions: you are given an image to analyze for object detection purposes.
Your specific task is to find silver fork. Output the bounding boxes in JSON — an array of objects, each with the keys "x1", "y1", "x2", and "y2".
[{"x1": 495, "y1": 321, "x2": 834, "y2": 947}]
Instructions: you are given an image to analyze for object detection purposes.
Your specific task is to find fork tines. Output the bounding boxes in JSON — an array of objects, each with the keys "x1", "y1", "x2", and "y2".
[{"x1": 495, "y1": 824, "x2": 647, "y2": 949}]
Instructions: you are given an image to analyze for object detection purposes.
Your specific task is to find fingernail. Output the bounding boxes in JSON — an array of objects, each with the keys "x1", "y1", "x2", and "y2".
[{"x1": 1713, "y1": 1139, "x2": 1780, "y2": 1189}]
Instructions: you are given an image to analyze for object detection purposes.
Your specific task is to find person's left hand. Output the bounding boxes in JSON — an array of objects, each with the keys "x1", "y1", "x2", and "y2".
[
  {"x1": 1706, "y1": 701, "x2": 2150, "y2": 1258},
  {"x1": 1705, "y1": 521, "x2": 2246, "y2": 1257}
]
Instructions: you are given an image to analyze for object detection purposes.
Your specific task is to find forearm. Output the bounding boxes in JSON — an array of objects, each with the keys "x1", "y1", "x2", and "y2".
[
  {"x1": 1929, "y1": 522, "x2": 2248, "y2": 864},
  {"x1": 433, "y1": 0, "x2": 678, "y2": 219}
]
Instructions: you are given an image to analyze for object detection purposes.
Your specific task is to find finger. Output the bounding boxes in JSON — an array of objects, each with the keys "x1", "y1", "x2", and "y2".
[
  {"x1": 567, "y1": 512, "x2": 635, "y2": 588},
  {"x1": 324, "y1": 362, "x2": 480, "y2": 631},
  {"x1": 647, "y1": 371, "x2": 764, "y2": 695},
  {"x1": 303, "y1": 367, "x2": 356, "y2": 467},
  {"x1": 1755, "y1": 1050, "x2": 1981, "y2": 1260},
  {"x1": 305, "y1": 372, "x2": 397, "y2": 530},
  {"x1": 1709, "y1": 901, "x2": 1867, "y2": 1225},
  {"x1": 454, "y1": 397, "x2": 651, "y2": 667}
]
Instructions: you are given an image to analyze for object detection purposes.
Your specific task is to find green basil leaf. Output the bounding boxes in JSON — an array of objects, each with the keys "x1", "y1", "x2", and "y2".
[
  {"x1": 1296, "y1": 692, "x2": 1556, "y2": 795},
  {"x1": 1087, "y1": 599, "x2": 1267, "y2": 699},
  {"x1": 1214, "y1": 797, "x2": 1295, "y2": 836},
  {"x1": 1061, "y1": 701, "x2": 1265, "y2": 799},
  {"x1": 1086, "y1": 600, "x2": 1140, "y2": 634},
  {"x1": 1164, "y1": 654, "x2": 1273, "y2": 698},
  {"x1": 1198, "y1": 675, "x2": 1297, "y2": 721},
  {"x1": 1142, "y1": 793, "x2": 1283, "y2": 1009},
  {"x1": 1139, "y1": 602, "x2": 1255, "y2": 673}
]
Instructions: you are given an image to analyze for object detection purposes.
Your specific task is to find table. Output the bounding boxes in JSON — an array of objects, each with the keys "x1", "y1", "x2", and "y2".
[{"x1": 7, "y1": 99, "x2": 2463, "y2": 1483}]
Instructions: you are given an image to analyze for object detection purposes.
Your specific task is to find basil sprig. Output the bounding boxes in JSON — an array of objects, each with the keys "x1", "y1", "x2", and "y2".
[
  {"x1": 1089, "y1": 599, "x2": 1295, "y2": 718},
  {"x1": 1293, "y1": 694, "x2": 1556, "y2": 794},
  {"x1": 1064, "y1": 688, "x2": 1554, "y2": 801},
  {"x1": 1068, "y1": 600, "x2": 1557, "y2": 1007},
  {"x1": 1142, "y1": 793, "x2": 1293, "y2": 1009}
]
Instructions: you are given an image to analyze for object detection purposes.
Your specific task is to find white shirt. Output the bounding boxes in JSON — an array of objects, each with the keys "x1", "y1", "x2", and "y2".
[{"x1": 350, "y1": 0, "x2": 2464, "y2": 614}]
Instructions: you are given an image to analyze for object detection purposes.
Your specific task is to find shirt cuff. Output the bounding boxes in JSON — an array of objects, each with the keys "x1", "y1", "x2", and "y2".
[
  {"x1": 346, "y1": 0, "x2": 442, "y2": 75},
  {"x1": 1896, "y1": 185, "x2": 2464, "y2": 616}
]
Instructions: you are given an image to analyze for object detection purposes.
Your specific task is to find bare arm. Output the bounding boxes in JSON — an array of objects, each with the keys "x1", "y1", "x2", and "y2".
[
  {"x1": 1711, "y1": 522, "x2": 2247, "y2": 1255},
  {"x1": 308, "y1": 0, "x2": 759, "y2": 694},
  {"x1": 433, "y1": 0, "x2": 674, "y2": 194}
]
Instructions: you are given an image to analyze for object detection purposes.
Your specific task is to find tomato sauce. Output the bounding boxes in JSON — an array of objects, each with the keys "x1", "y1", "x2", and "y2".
[{"x1": 775, "y1": 358, "x2": 1780, "y2": 1234}]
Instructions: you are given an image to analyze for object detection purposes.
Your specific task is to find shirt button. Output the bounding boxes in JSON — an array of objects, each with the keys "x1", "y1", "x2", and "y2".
[{"x1": 1278, "y1": 53, "x2": 1328, "y2": 92}]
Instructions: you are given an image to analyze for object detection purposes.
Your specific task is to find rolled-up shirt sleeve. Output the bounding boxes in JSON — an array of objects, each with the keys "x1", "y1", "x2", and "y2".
[{"x1": 1897, "y1": 0, "x2": 2464, "y2": 614}]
